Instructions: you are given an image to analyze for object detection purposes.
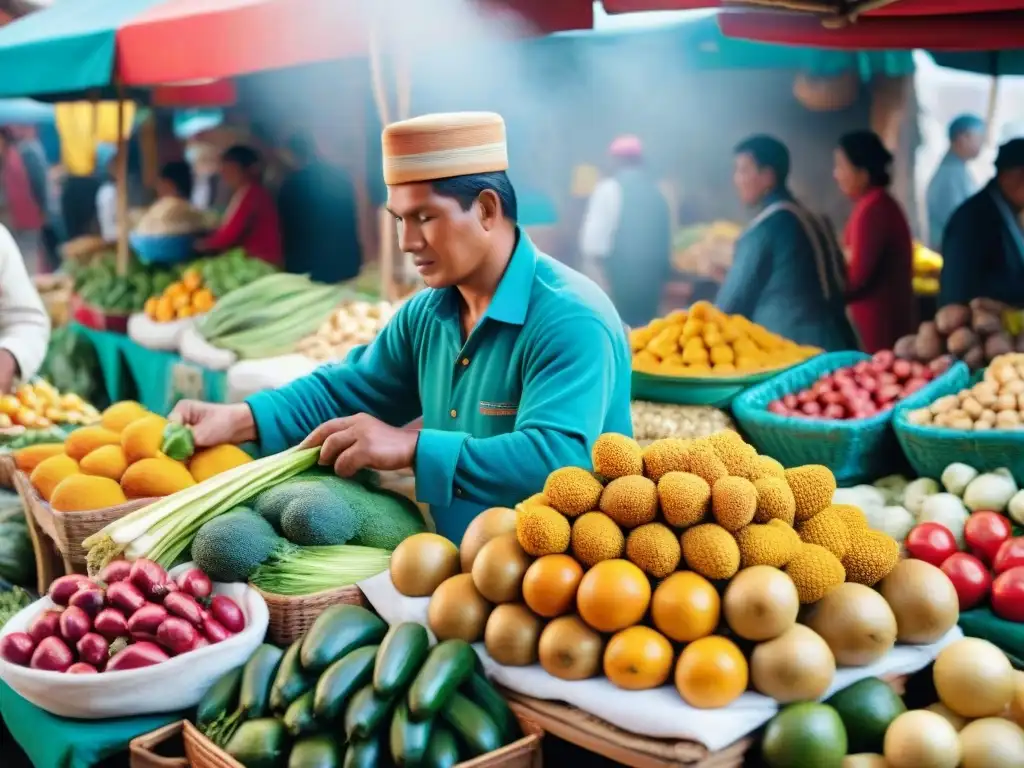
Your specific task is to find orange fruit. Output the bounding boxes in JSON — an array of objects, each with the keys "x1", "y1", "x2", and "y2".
[
  {"x1": 576, "y1": 559, "x2": 651, "y2": 633},
  {"x1": 674, "y1": 636, "x2": 748, "y2": 709},
  {"x1": 522, "y1": 554, "x2": 583, "y2": 618},
  {"x1": 651, "y1": 571, "x2": 721, "y2": 643},
  {"x1": 603, "y1": 626, "x2": 674, "y2": 691}
]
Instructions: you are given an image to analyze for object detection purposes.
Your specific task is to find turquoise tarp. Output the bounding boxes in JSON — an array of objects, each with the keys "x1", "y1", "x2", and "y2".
[{"x1": 931, "y1": 50, "x2": 1024, "y2": 76}]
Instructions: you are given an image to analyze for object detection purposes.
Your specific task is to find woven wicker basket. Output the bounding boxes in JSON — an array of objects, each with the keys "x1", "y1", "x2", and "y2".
[
  {"x1": 12, "y1": 469, "x2": 155, "y2": 572},
  {"x1": 0, "y1": 454, "x2": 15, "y2": 489},
  {"x1": 183, "y1": 709, "x2": 544, "y2": 768},
  {"x1": 129, "y1": 721, "x2": 189, "y2": 768},
  {"x1": 252, "y1": 583, "x2": 368, "y2": 646}
]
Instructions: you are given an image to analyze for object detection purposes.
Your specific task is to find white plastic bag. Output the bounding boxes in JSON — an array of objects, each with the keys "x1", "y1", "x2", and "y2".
[
  {"x1": 226, "y1": 355, "x2": 319, "y2": 402},
  {"x1": 180, "y1": 325, "x2": 237, "y2": 371},
  {"x1": 128, "y1": 313, "x2": 199, "y2": 352},
  {"x1": 0, "y1": 566, "x2": 268, "y2": 719}
]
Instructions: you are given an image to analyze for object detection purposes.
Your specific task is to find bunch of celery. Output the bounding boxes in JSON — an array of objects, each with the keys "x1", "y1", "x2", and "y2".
[
  {"x1": 197, "y1": 274, "x2": 348, "y2": 360},
  {"x1": 83, "y1": 447, "x2": 320, "y2": 575},
  {"x1": 249, "y1": 545, "x2": 392, "y2": 595}
]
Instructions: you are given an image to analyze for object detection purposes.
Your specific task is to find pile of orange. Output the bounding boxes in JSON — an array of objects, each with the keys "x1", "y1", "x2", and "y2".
[{"x1": 144, "y1": 268, "x2": 215, "y2": 323}]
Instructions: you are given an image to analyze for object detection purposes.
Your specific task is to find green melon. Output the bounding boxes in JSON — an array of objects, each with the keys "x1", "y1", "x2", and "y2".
[
  {"x1": 762, "y1": 702, "x2": 847, "y2": 768},
  {"x1": 827, "y1": 677, "x2": 906, "y2": 754}
]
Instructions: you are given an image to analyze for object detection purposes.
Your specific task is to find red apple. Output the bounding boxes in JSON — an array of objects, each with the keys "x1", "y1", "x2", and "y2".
[
  {"x1": 941, "y1": 552, "x2": 992, "y2": 611},
  {"x1": 905, "y1": 523, "x2": 960, "y2": 567},
  {"x1": 991, "y1": 566, "x2": 1024, "y2": 622},
  {"x1": 993, "y1": 537, "x2": 1024, "y2": 575},
  {"x1": 964, "y1": 511, "x2": 1013, "y2": 565}
]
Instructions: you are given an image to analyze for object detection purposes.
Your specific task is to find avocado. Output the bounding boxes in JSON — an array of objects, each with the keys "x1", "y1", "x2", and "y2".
[{"x1": 827, "y1": 677, "x2": 906, "y2": 754}]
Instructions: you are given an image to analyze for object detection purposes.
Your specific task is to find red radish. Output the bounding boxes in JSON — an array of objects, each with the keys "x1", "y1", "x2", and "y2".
[
  {"x1": 157, "y1": 617, "x2": 200, "y2": 655},
  {"x1": 964, "y1": 511, "x2": 1013, "y2": 565},
  {"x1": 940, "y1": 552, "x2": 992, "y2": 610},
  {"x1": 67, "y1": 663, "x2": 99, "y2": 674},
  {"x1": 892, "y1": 359, "x2": 912, "y2": 380},
  {"x1": 164, "y1": 592, "x2": 205, "y2": 626},
  {"x1": 902, "y1": 378, "x2": 928, "y2": 396},
  {"x1": 129, "y1": 559, "x2": 170, "y2": 601},
  {"x1": 0, "y1": 632, "x2": 35, "y2": 665},
  {"x1": 98, "y1": 560, "x2": 132, "y2": 584},
  {"x1": 992, "y1": 566, "x2": 1024, "y2": 622},
  {"x1": 209, "y1": 595, "x2": 244, "y2": 633},
  {"x1": 127, "y1": 604, "x2": 168, "y2": 636},
  {"x1": 800, "y1": 402, "x2": 822, "y2": 417},
  {"x1": 823, "y1": 404, "x2": 845, "y2": 420},
  {"x1": 76, "y1": 633, "x2": 108, "y2": 667},
  {"x1": 202, "y1": 616, "x2": 231, "y2": 644},
  {"x1": 106, "y1": 581, "x2": 147, "y2": 615},
  {"x1": 106, "y1": 641, "x2": 169, "y2": 672},
  {"x1": 131, "y1": 632, "x2": 160, "y2": 645},
  {"x1": 993, "y1": 537, "x2": 1024, "y2": 575},
  {"x1": 853, "y1": 360, "x2": 871, "y2": 376},
  {"x1": 877, "y1": 384, "x2": 903, "y2": 403},
  {"x1": 27, "y1": 610, "x2": 62, "y2": 644},
  {"x1": 59, "y1": 606, "x2": 91, "y2": 643},
  {"x1": 905, "y1": 523, "x2": 959, "y2": 567},
  {"x1": 194, "y1": 637, "x2": 210, "y2": 650},
  {"x1": 782, "y1": 393, "x2": 798, "y2": 409},
  {"x1": 93, "y1": 608, "x2": 129, "y2": 641},
  {"x1": 69, "y1": 587, "x2": 105, "y2": 617},
  {"x1": 48, "y1": 575, "x2": 91, "y2": 606},
  {"x1": 877, "y1": 372, "x2": 898, "y2": 387},
  {"x1": 767, "y1": 401, "x2": 788, "y2": 415},
  {"x1": 30, "y1": 636, "x2": 73, "y2": 672}
]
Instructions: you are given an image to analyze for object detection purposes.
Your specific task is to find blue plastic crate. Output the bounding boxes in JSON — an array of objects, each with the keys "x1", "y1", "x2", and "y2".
[
  {"x1": 129, "y1": 233, "x2": 197, "y2": 266},
  {"x1": 732, "y1": 351, "x2": 964, "y2": 485}
]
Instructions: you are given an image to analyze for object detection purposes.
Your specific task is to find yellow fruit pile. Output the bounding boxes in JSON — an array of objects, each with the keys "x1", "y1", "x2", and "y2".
[
  {"x1": 631, "y1": 302, "x2": 820, "y2": 378},
  {"x1": 0, "y1": 381, "x2": 99, "y2": 430},
  {"x1": 400, "y1": 430, "x2": 960, "y2": 712},
  {"x1": 144, "y1": 268, "x2": 215, "y2": 323},
  {"x1": 15, "y1": 400, "x2": 252, "y2": 512}
]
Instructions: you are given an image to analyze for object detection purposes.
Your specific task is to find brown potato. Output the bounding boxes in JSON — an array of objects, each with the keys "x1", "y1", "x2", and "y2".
[
  {"x1": 894, "y1": 334, "x2": 919, "y2": 361},
  {"x1": 971, "y1": 297, "x2": 1010, "y2": 315},
  {"x1": 948, "y1": 327, "x2": 979, "y2": 357},
  {"x1": 972, "y1": 309, "x2": 1003, "y2": 336},
  {"x1": 963, "y1": 346, "x2": 986, "y2": 370},
  {"x1": 961, "y1": 397, "x2": 984, "y2": 419},
  {"x1": 915, "y1": 322, "x2": 945, "y2": 362},
  {"x1": 985, "y1": 333, "x2": 1014, "y2": 362},
  {"x1": 996, "y1": 394, "x2": 1018, "y2": 412},
  {"x1": 935, "y1": 304, "x2": 971, "y2": 335}
]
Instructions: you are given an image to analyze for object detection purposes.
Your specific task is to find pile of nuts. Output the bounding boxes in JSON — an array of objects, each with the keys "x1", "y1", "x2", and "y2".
[{"x1": 907, "y1": 353, "x2": 1024, "y2": 431}]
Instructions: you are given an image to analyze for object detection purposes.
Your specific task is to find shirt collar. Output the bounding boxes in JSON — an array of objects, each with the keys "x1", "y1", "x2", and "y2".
[
  {"x1": 429, "y1": 226, "x2": 538, "y2": 327},
  {"x1": 757, "y1": 186, "x2": 793, "y2": 211}
]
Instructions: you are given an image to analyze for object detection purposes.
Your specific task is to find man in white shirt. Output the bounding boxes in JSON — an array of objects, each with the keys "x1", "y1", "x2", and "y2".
[
  {"x1": 0, "y1": 224, "x2": 50, "y2": 391},
  {"x1": 578, "y1": 135, "x2": 671, "y2": 328}
]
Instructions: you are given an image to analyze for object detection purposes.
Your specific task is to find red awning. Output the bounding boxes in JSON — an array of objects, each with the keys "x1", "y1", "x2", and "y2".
[
  {"x1": 602, "y1": 0, "x2": 1024, "y2": 14},
  {"x1": 116, "y1": 0, "x2": 593, "y2": 86},
  {"x1": 716, "y1": 9, "x2": 1024, "y2": 50}
]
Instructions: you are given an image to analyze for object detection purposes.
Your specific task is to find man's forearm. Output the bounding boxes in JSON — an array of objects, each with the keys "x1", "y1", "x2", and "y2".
[{"x1": 227, "y1": 403, "x2": 258, "y2": 444}]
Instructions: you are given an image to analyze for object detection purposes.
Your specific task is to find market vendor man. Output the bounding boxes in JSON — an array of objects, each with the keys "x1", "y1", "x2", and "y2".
[
  {"x1": 716, "y1": 135, "x2": 858, "y2": 351},
  {"x1": 171, "y1": 112, "x2": 633, "y2": 541}
]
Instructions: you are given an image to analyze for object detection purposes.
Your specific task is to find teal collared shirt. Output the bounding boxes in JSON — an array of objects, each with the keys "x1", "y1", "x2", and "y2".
[{"x1": 247, "y1": 230, "x2": 633, "y2": 542}]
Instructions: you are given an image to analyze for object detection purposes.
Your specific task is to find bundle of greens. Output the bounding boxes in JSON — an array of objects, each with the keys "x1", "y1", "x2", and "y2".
[
  {"x1": 0, "y1": 587, "x2": 32, "y2": 629},
  {"x1": 197, "y1": 274, "x2": 347, "y2": 360},
  {"x1": 84, "y1": 446, "x2": 320, "y2": 574},
  {"x1": 249, "y1": 545, "x2": 392, "y2": 595}
]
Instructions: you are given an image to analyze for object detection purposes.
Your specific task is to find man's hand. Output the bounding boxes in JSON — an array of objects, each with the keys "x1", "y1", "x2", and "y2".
[
  {"x1": 169, "y1": 401, "x2": 256, "y2": 448},
  {"x1": 0, "y1": 350, "x2": 18, "y2": 394},
  {"x1": 301, "y1": 413, "x2": 418, "y2": 477}
]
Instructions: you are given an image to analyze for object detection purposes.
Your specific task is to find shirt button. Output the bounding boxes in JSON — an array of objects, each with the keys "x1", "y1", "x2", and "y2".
[
  {"x1": 461, "y1": 357, "x2": 470, "y2": 366},
  {"x1": 450, "y1": 409, "x2": 457, "y2": 418},
  {"x1": 455, "y1": 487, "x2": 463, "y2": 497}
]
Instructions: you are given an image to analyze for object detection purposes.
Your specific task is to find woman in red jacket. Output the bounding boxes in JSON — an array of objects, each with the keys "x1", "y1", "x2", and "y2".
[
  {"x1": 833, "y1": 131, "x2": 916, "y2": 353},
  {"x1": 197, "y1": 145, "x2": 282, "y2": 267}
]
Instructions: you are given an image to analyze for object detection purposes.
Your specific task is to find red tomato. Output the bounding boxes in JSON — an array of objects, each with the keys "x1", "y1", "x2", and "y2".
[
  {"x1": 964, "y1": 512, "x2": 1013, "y2": 565},
  {"x1": 905, "y1": 523, "x2": 960, "y2": 567},
  {"x1": 993, "y1": 537, "x2": 1024, "y2": 575},
  {"x1": 940, "y1": 552, "x2": 992, "y2": 611},
  {"x1": 991, "y1": 566, "x2": 1024, "y2": 622}
]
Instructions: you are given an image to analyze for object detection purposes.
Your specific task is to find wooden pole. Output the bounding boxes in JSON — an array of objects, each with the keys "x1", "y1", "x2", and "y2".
[
  {"x1": 984, "y1": 74, "x2": 1001, "y2": 148},
  {"x1": 115, "y1": 85, "x2": 130, "y2": 277}
]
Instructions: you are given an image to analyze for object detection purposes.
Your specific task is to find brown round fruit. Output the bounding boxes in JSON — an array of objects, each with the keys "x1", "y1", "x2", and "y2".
[
  {"x1": 427, "y1": 573, "x2": 492, "y2": 643},
  {"x1": 538, "y1": 615, "x2": 604, "y2": 681},
  {"x1": 522, "y1": 554, "x2": 583, "y2": 618},
  {"x1": 933, "y1": 638, "x2": 1015, "y2": 719},
  {"x1": 460, "y1": 507, "x2": 518, "y2": 573},
  {"x1": 390, "y1": 533, "x2": 460, "y2": 597},
  {"x1": 750, "y1": 624, "x2": 835, "y2": 703},
  {"x1": 484, "y1": 604, "x2": 543, "y2": 667},
  {"x1": 722, "y1": 565, "x2": 799, "y2": 642},
  {"x1": 884, "y1": 710, "x2": 960, "y2": 768},
  {"x1": 958, "y1": 718, "x2": 1024, "y2": 768},
  {"x1": 803, "y1": 582, "x2": 897, "y2": 666},
  {"x1": 878, "y1": 559, "x2": 959, "y2": 645},
  {"x1": 471, "y1": 533, "x2": 532, "y2": 604}
]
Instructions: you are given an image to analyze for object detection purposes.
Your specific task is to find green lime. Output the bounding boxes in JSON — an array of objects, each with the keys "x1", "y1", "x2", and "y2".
[
  {"x1": 762, "y1": 702, "x2": 847, "y2": 768},
  {"x1": 826, "y1": 677, "x2": 906, "y2": 754}
]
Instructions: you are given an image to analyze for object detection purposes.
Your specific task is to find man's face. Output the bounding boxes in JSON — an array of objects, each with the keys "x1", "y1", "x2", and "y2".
[
  {"x1": 387, "y1": 183, "x2": 492, "y2": 289},
  {"x1": 955, "y1": 129, "x2": 984, "y2": 160},
  {"x1": 733, "y1": 153, "x2": 775, "y2": 207},
  {"x1": 999, "y1": 168, "x2": 1024, "y2": 210}
]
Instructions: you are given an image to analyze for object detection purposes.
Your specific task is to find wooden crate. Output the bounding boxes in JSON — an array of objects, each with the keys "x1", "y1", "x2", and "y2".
[{"x1": 129, "y1": 721, "x2": 189, "y2": 768}]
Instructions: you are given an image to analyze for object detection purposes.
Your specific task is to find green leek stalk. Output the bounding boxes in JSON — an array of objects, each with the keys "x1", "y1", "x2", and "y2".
[
  {"x1": 250, "y1": 545, "x2": 392, "y2": 595},
  {"x1": 84, "y1": 446, "x2": 320, "y2": 575}
]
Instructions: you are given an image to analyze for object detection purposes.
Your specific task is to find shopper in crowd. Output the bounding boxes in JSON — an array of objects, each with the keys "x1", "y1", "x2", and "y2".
[
  {"x1": 0, "y1": 128, "x2": 46, "y2": 273},
  {"x1": 926, "y1": 114, "x2": 984, "y2": 250},
  {"x1": 277, "y1": 133, "x2": 361, "y2": 283},
  {"x1": 0, "y1": 223, "x2": 50, "y2": 391},
  {"x1": 940, "y1": 139, "x2": 1024, "y2": 307},
  {"x1": 578, "y1": 135, "x2": 671, "y2": 328},
  {"x1": 170, "y1": 112, "x2": 631, "y2": 542},
  {"x1": 833, "y1": 130, "x2": 915, "y2": 354},
  {"x1": 196, "y1": 145, "x2": 282, "y2": 266},
  {"x1": 156, "y1": 160, "x2": 194, "y2": 201},
  {"x1": 95, "y1": 144, "x2": 120, "y2": 243},
  {"x1": 9, "y1": 126, "x2": 61, "y2": 272},
  {"x1": 717, "y1": 135, "x2": 857, "y2": 351}
]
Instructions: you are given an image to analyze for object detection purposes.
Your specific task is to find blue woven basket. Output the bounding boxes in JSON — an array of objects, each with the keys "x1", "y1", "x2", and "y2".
[
  {"x1": 732, "y1": 351, "x2": 962, "y2": 485},
  {"x1": 893, "y1": 363, "x2": 1024, "y2": 484},
  {"x1": 130, "y1": 233, "x2": 197, "y2": 265}
]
